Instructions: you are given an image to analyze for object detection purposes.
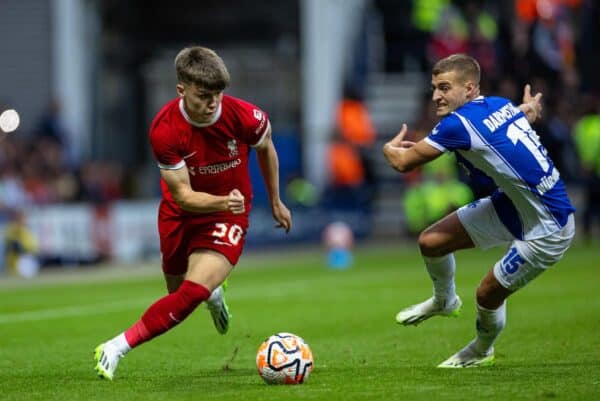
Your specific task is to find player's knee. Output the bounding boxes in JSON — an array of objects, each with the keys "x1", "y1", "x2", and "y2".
[{"x1": 418, "y1": 230, "x2": 445, "y2": 257}]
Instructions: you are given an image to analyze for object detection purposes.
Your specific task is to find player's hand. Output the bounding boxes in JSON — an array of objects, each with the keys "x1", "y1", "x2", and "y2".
[
  {"x1": 521, "y1": 84, "x2": 543, "y2": 122},
  {"x1": 271, "y1": 199, "x2": 292, "y2": 233},
  {"x1": 383, "y1": 124, "x2": 415, "y2": 171},
  {"x1": 227, "y1": 189, "x2": 245, "y2": 214},
  {"x1": 386, "y1": 124, "x2": 415, "y2": 148}
]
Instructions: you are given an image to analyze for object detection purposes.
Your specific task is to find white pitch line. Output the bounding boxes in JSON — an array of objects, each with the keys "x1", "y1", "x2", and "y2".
[
  {"x1": 0, "y1": 299, "x2": 152, "y2": 324},
  {"x1": 0, "y1": 281, "x2": 314, "y2": 325}
]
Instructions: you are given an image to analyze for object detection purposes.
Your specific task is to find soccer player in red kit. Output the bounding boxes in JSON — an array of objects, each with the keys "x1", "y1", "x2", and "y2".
[{"x1": 94, "y1": 46, "x2": 292, "y2": 380}]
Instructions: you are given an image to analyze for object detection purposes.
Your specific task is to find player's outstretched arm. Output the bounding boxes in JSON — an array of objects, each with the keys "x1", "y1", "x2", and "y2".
[
  {"x1": 160, "y1": 166, "x2": 245, "y2": 214},
  {"x1": 519, "y1": 84, "x2": 543, "y2": 124},
  {"x1": 383, "y1": 124, "x2": 442, "y2": 173},
  {"x1": 255, "y1": 127, "x2": 292, "y2": 232}
]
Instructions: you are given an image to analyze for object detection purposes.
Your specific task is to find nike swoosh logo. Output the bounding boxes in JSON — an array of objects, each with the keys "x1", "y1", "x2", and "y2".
[
  {"x1": 213, "y1": 240, "x2": 232, "y2": 247},
  {"x1": 183, "y1": 152, "x2": 197, "y2": 159},
  {"x1": 169, "y1": 312, "x2": 180, "y2": 323}
]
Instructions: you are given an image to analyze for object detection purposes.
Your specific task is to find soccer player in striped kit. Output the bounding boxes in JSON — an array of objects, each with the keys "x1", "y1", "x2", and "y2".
[{"x1": 383, "y1": 54, "x2": 575, "y2": 368}]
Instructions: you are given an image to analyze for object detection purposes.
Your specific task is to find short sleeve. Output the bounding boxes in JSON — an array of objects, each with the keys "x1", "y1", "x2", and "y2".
[
  {"x1": 234, "y1": 99, "x2": 270, "y2": 147},
  {"x1": 149, "y1": 123, "x2": 185, "y2": 170},
  {"x1": 424, "y1": 115, "x2": 471, "y2": 152}
]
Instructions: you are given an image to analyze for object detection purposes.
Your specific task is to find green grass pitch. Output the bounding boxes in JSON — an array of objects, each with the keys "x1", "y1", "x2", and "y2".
[{"x1": 1, "y1": 241, "x2": 599, "y2": 401}]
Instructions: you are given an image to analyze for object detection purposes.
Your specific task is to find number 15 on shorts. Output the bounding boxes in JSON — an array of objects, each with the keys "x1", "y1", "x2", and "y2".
[{"x1": 212, "y1": 223, "x2": 244, "y2": 247}]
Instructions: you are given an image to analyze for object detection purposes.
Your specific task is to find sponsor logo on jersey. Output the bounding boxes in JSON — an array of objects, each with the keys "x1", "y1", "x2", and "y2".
[
  {"x1": 189, "y1": 158, "x2": 242, "y2": 176},
  {"x1": 253, "y1": 109, "x2": 263, "y2": 120},
  {"x1": 536, "y1": 167, "x2": 560, "y2": 195}
]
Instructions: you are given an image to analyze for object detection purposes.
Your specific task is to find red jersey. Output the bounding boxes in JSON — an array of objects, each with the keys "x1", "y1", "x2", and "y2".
[{"x1": 149, "y1": 95, "x2": 270, "y2": 220}]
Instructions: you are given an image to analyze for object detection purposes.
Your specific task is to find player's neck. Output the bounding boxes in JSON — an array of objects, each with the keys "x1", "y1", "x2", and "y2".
[{"x1": 178, "y1": 98, "x2": 222, "y2": 127}]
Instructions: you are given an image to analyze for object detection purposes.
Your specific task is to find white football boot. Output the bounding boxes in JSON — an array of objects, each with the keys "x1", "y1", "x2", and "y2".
[
  {"x1": 395, "y1": 296, "x2": 462, "y2": 326},
  {"x1": 206, "y1": 282, "x2": 231, "y2": 334},
  {"x1": 437, "y1": 340, "x2": 495, "y2": 368},
  {"x1": 94, "y1": 342, "x2": 123, "y2": 380}
]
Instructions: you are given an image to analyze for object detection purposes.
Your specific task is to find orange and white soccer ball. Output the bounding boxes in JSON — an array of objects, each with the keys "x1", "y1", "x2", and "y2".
[{"x1": 256, "y1": 332, "x2": 314, "y2": 384}]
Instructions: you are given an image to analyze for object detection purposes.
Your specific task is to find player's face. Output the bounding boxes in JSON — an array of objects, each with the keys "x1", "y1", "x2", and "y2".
[
  {"x1": 431, "y1": 71, "x2": 476, "y2": 117},
  {"x1": 177, "y1": 83, "x2": 223, "y2": 123}
]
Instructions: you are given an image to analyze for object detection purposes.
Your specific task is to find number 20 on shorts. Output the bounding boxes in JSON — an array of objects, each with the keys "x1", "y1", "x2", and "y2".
[{"x1": 212, "y1": 223, "x2": 244, "y2": 246}]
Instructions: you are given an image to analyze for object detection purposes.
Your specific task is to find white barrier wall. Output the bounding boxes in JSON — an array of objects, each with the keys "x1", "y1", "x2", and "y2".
[
  {"x1": 19, "y1": 200, "x2": 371, "y2": 266},
  {"x1": 25, "y1": 200, "x2": 160, "y2": 264}
]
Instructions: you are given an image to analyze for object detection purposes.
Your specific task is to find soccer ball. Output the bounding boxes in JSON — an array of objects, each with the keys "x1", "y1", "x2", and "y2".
[{"x1": 256, "y1": 332, "x2": 314, "y2": 384}]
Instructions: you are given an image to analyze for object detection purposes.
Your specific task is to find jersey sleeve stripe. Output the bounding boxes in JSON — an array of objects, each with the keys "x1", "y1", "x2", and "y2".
[
  {"x1": 251, "y1": 120, "x2": 271, "y2": 148},
  {"x1": 424, "y1": 137, "x2": 448, "y2": 152},
  {"x1": 157, "y1": 159, "x2": 185, "y2": 170}
]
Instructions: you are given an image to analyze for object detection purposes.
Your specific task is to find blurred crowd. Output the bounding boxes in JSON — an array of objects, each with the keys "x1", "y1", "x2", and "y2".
[
  {"x1": 1, "y1": 0, "x2": 599, "y2": 276},
  {"x1": 327, "y1": 0, "x2": 600, "y2": 237},
  {"x1": 0, "y1": 101, "x2": 127, "y2": 274},
  {"x1": 0, "y1": 100, "x2": 126, "y2": 213}
]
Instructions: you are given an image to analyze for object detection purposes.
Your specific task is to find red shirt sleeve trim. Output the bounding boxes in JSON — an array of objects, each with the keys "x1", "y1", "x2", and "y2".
[{"x1": 250, "y1": 120, "x2": 271, "y2": 148}]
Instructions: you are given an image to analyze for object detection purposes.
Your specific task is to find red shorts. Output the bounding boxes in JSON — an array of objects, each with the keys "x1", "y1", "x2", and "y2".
[{"x1": 158, "y1": 212, "x2": 249, "y2": 275}]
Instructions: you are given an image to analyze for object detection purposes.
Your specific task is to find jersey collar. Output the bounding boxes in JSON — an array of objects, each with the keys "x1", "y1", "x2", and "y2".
[{"x1": 178, "y1": 98, "x2": 222, "y2": 127}]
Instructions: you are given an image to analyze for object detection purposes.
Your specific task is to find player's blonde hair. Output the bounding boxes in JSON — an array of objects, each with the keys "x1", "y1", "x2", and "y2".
[
  {"x1": 174, "y1": 46, "x2": 230, "y2": 91},
  {"x1": 432, "y1": 54, "x2": 481, "y2": 85}
]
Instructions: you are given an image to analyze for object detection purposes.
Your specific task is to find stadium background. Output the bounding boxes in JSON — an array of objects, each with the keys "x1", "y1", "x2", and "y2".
[
  {"x1": 0, "y1": 0, "x2": 598, "y2": 271},
  {"x1": 1, "y1": 2, "x2": 600, "y2": 400}
]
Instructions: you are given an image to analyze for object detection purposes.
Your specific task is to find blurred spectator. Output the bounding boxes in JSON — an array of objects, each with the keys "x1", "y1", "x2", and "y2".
[
  {"x1": 403, "y1": 178, "x2": 473, "y2": 235},
  {"x1": 324, "y1": 133, "x2": 368, "y2": 210},
  {"x1": 328, "y1": 135, "x2": 365, "y2": 188},
  {"x1": 502, "y1": 19, "x2": 533, "y2": 85},
  {"x1": 544, "y1": 98, "x2": 579, "y2": 182},
  {"x1": 573, "y1": 96, "x2": 600, "y2": 240},
  {"x1": 329, "y1": 86, "x2": 379, "y2": 209},
  {"x1": 464, "y1": 1, "x2": 499, "y2": 79},
  {"x1": 285, "y1": 176, "x2": 319, "y2": 209},
  {"x1": 34, "y1": 99, "x2": 67, "y2": 145},
  {"x1": 402, "y1": 154, "x2": 473, "y2": 236},
  {"x1": 0, "y1": 165, "x2": 31, "y2": 215},
  {"x1": 78, "y1": 160, "x2": 125, "y2": 204},
  {"x1": 410, "y1": 0, "x2": 451, "y2": 70},
  {"x1": 528, "y1": 0, "x2": 580, "y2": 88},
  {"x1": 336, "y1": 86, "x2": 376, "y2": 147},
  {"x1": 3, "y1": 210, "x2": 39, "y2": 277},
  {"x1": 496, "y1": 76, "x2": 521, "y2": 104},
  {"x1": 426, "y1": 4, "x2": 469, "y2": 67},
  {"x1": 577, "y1": 0, "x2": 600, "y2": 94}
]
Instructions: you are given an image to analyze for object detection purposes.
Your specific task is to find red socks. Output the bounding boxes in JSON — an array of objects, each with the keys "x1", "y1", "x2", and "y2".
[{"x1": 124, "y1": 280, "x2": 210, "y2": 348}]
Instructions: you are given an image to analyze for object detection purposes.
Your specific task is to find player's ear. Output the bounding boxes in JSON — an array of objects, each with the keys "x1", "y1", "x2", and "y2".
[
  {"x1": 176, "y1": 83, "x2": 185, "y2": 97},
  {"x1": 465, "y1": 81, "x2": 477, "y2": 98}
]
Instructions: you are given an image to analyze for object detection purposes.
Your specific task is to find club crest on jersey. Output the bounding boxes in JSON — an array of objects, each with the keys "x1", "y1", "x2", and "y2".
[
  {"x1": 253, "y1": 109, "x2": 263, "y2": 121},
  {"x1": 227, "y1": 139, "x2": 239, "y2": 157}
]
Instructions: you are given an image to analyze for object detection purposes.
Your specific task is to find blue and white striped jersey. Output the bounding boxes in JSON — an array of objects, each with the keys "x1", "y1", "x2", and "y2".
[{"x1": 425, "y1": 96, "x2": 575, "y2": 240}]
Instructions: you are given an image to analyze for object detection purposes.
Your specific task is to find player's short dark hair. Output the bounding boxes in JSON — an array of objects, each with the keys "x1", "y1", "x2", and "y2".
[
  {"x1": 174, "y1": 46, "x2": 230, "y2": 91},
  {"x1": 432, "y1": 54, "x2": 481, "y2": 85}
]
